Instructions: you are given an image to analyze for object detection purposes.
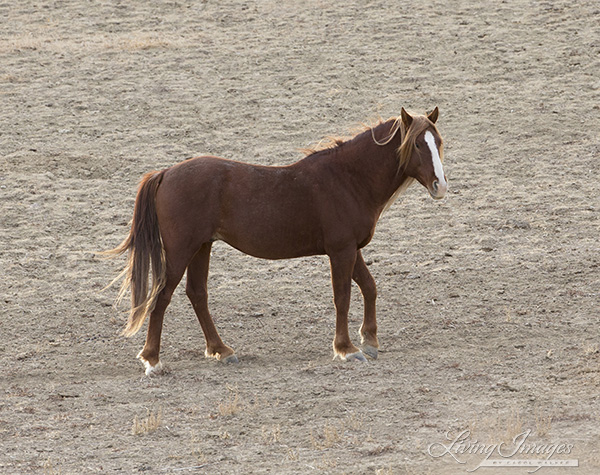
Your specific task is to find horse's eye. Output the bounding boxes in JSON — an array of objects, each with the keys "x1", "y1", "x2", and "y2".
[{"x1": 415, "y1": 143, "x2": 420, "y2": 149}]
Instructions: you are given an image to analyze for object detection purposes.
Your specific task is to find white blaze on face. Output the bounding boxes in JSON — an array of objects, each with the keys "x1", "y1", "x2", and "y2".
[{"x1": 424, "y1": 131, "x2": 447, "y2": 195}]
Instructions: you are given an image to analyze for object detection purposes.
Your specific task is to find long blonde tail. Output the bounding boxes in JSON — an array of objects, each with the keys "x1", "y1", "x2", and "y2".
[{"x1": 105, "y1": 170, "x2": 166, "y2": 336}]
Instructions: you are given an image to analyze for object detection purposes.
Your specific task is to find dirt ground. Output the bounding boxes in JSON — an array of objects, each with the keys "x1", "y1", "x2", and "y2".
[{"x1": 1, "y1": 0, "x2": 599, "y2": 473}]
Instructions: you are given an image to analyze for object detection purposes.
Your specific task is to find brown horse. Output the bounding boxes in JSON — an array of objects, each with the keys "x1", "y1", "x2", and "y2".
[{"x1": 107, "y1": 107, "x2": 447, "y2": 375}]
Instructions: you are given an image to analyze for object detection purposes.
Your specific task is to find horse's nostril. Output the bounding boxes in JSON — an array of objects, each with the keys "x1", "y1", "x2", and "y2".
[{"x1": 433, "y1": 180, "x2": 439, "y2": 192}]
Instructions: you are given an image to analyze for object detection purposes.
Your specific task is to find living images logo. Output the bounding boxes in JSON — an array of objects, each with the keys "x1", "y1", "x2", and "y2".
[{"x1": 427, "y1": 429, "x2": 578, "y2": 472}]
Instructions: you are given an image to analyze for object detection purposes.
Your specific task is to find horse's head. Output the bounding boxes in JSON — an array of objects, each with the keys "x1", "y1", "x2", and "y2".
[{"x1": 399, "y1": 107, "x2": 447, "y2": 200}]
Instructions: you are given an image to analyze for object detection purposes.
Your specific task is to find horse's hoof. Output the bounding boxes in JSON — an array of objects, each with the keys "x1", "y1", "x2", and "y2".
[
  {"x1": 141, "y1": 359, "x2": 164, "y2": 377},
  {"x1": 343, "y1": 351, "x2": 367, "y2": 362},
  {"x1": 221, "y1": 354, "x2": 239, "y2": 364},
  {"x1": 362, "y1": 345, "x2": 378, "y2": 360}
]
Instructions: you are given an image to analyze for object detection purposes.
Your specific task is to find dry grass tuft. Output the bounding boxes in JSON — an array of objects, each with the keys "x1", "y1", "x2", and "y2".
[
  {"x1": 308, "y1": 412, "x2": 370, "y2": 451},
  {"x1": 191, "y1": 433, "x2": 208, "y2": 464},
  {"x1": 535, "y1": 408, "x2": 553, "y2": 437},
  {"x1": 217, "y1": 388, "x2": 243, "y2": 417},
  {"x1": 310, "y1": 423, "x2": 342, "y2": 449},
  {"x1": 261, "y1": 424, "x2": 282, "y2": 444},
  {"x1": 505, "y1": 305, "x2": 514, "y2": 323},
  {"x1": 132, "y1": 407, "x2": 162, "y2": 435},
  {"x1": 346, "y1": 411, "x2": 365, "y2": 431},
  {"x1": 285, "y1": 448, "x2": 299, "y2": 462},
  {"x1": 502, "y1": 408, "x2": 523, "y2": 443},
  {"x1": 316, "y1": 453, "x2": 338, "y2": 470},
  {"x1": 583, "y1": 342, "x2": 599, "y2": 356},
  {"x1": 43, "y1": 458, "x2": 61, "y2": 475}
]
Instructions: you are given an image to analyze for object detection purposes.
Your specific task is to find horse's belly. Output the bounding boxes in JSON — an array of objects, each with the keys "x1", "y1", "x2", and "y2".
[{"x1": 215, "y1": 219, "x2": 325, "y2": 260}]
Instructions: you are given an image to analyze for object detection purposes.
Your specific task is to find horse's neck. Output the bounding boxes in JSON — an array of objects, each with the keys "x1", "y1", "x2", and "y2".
[{"x1": 336, "y1": 130, "x2": 409, "y2": 211}]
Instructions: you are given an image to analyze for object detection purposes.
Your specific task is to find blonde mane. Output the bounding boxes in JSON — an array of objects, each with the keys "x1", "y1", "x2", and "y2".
[
  {"x1": 301, "y1": 136, "x2": 348, "y2": 156},
  {"x1": 303, "y1": 113, "x2": 442, "y2": 173},
  {"x1": 303, "y1": 118, "x2": 396, "y2": 157}
]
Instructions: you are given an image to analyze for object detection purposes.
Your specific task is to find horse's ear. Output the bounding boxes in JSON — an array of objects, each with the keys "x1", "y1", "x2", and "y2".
[
  {"x1": 401, "y1": 107, "x2": 413, "y2": 129},
  {"x1": 427, "y1": 107, "x2": 439, "y2": 124}
]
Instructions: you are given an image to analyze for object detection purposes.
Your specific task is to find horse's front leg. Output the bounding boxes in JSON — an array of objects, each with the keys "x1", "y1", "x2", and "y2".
[
  {"x1": 352, "y1": 250, "x2": 379, "y2": 359},
  {"x1": 329, "y1": 248, "x2": 366, "y2": 362}
]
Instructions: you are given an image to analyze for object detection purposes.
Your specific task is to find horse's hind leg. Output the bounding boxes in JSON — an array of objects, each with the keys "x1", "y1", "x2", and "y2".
[
  {"x1": 352, "y1": 250, "x2": 379, "y2": 360},
  {"x1": 186, "y1": 242, "x2": 238, "y2": 363},
  {"x1": 137, "y1": 260, "x2": 187, "y2": 376}
]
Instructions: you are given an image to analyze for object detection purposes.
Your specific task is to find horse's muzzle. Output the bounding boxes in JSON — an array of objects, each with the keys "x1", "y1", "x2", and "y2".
[{"x1": 429, "y1": 179, "x2": 447, "y2": 199}]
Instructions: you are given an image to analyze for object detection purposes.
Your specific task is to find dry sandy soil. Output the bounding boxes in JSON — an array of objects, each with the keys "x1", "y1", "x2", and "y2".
[{"x1": 1, "y1": 1, "x2": 599, "y2": 473}]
